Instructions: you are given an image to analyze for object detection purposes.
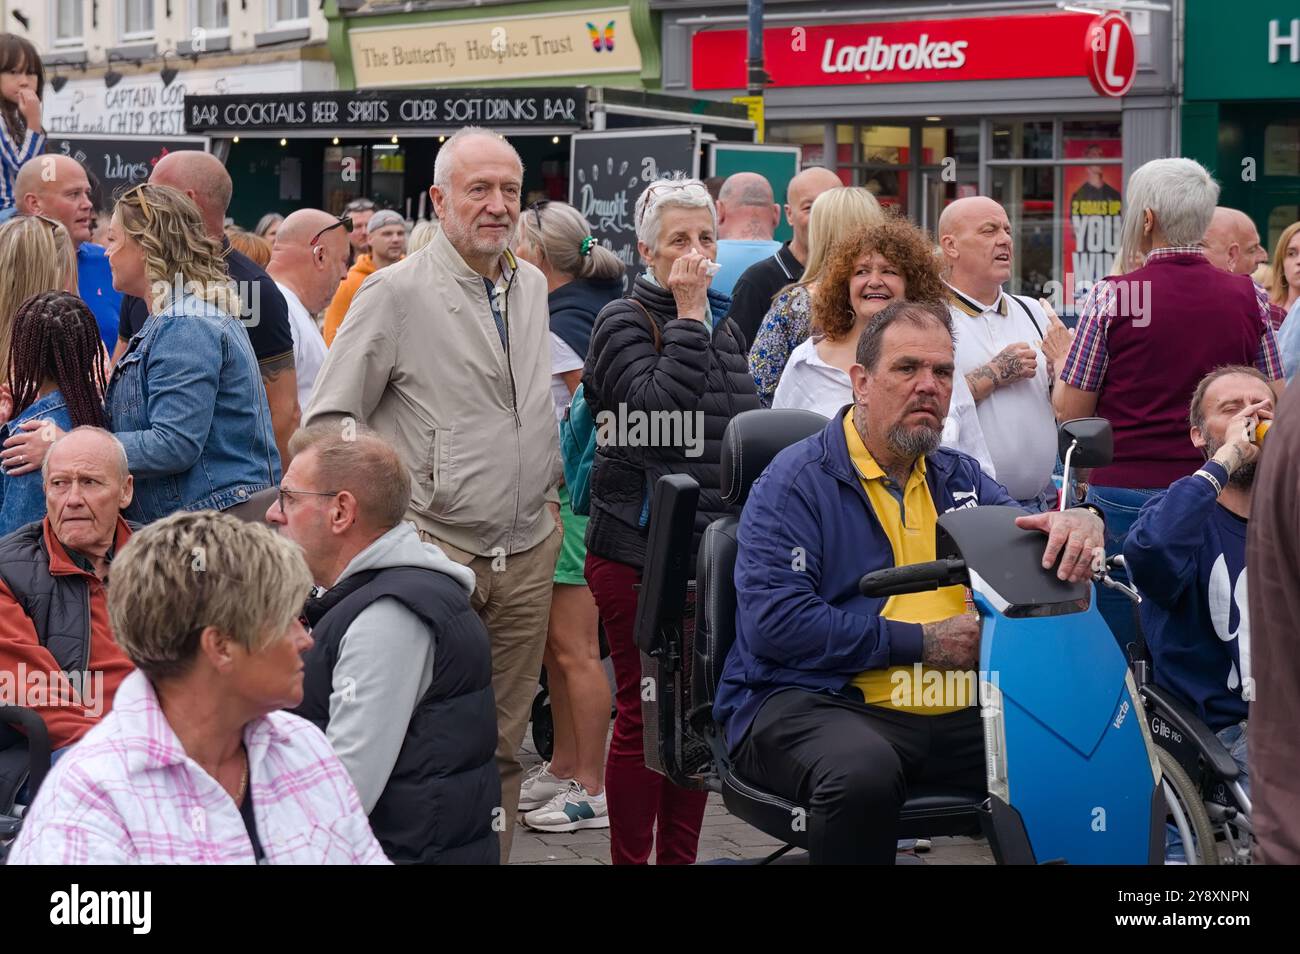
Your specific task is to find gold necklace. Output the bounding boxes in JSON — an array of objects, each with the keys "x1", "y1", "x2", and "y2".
[{"x1": 235, "y1": 747, "x2": 249, "y2": 805}]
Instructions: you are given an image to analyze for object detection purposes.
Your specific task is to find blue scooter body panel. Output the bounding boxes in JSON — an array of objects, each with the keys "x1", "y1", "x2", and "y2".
[{"x1": 976, "y1": 590, "x2": 1158, "y2": 864}]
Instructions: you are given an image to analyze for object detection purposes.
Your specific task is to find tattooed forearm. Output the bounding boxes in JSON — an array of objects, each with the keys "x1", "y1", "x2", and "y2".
[{"x1": 966, "y1": 365, "x2": 999, "y2": 403}]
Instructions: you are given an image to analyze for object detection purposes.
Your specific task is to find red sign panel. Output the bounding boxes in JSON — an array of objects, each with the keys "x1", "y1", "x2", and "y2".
[
  {"x1": 692, "y1": 12, "x2": 1102, "y2": 90},
  {"x1": 1086, "y1": 13, "x2": 1137, "y2": 97}
]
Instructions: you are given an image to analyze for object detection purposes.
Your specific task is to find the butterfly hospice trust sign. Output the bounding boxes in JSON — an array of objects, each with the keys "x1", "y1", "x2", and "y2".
[
  {"x1": 349, "y1": 6, "x2": 642, "y2": 88},
  {"x1": 569, "y1": 127, "x2": 700, "y2": 293}
]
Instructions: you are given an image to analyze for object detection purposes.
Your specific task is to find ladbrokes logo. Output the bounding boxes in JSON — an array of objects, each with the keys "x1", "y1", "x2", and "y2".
[
  {"x1": 820, "y1": 34, "x2": 969, "y2": 74},
  {"x1": 50, "y1": 885, "x2": 151, "y2": 934}
]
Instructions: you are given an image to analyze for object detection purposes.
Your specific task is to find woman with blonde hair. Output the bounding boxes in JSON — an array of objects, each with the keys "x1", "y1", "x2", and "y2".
[
  {"x1": 748, "y1": 186, "x2": 883, "y2": 404},
  {"x1": 407, "y1": 218, "x2": 438, "y2": 254},
  {"x1": 1267, "y1": 220, "x2": 1300, "y2": 313},
  {"x1": 0, "y1": 214, "x2": 76, "y2": 387},
  {"x1": 1, "y1": 184, "x2": 279, "y2": 523}
]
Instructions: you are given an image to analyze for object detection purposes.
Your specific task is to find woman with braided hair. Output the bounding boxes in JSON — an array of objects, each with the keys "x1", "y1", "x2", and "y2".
[{"x1": 0, "y1": 290, "x2": 106, "y2": 533}]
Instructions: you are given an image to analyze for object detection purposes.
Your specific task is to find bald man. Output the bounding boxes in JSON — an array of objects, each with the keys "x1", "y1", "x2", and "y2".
[
  {"x1": 939, "y1": 196, "x2": 1072, "y2": 510},
  {"x1": 110, "y1": 152, "x2": 300, "y2": 466},
  {"x1": 10, "y1": 155, "x2": 122, "y2": 349},
  {"x1": 266, "y1": 210, "x2": 351, "y2": 410},
  {"x1": 712, "y1": 172, "x2": 782, "y2": 300},
  {"x1": 725, "y1": 166, "x2": 842, "y2": 346},
  {"x1": 1204, "y1": 207, "x2": 1285, "y2": 330}
]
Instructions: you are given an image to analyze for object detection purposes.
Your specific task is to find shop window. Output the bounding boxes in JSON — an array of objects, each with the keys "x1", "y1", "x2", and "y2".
[
  {"x1": 767, "y1": 123, "x2": 825, "y2": 167},
  {"x1": 193, "y1": 0, "x2": 230, "y2": 33},
  {"x1": 1263, "y1": 120, "x2": 1300, "y2": 177},
  {"x1": 921, "y1": 124, "x2": 979, "y2": 167},
  {"x1": 272, "y1": 0, "x2": 309, "y2": 26},
  {"x1": 52, "y1": 0, "x2": 84, "y2": 46},
  {"x1": 991, "y1": 165, "x2": 1057, "y2": 301},
  {"x1": 992, "y1": 120, "x2": 1053, "y2": 160},
  {"x1": 121, "y1": 0, "x2": 155, "y2": 40}
]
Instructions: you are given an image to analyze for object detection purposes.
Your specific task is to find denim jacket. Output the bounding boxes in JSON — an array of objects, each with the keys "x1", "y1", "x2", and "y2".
[
  {"x1": 0, "y1": 391, "x2": 74, "y2": 535},
  {"x1": 106, "y1": 293, "x2": 280, "y2": 523}
]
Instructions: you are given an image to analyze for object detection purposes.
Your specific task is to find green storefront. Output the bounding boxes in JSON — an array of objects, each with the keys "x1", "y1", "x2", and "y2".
[
  {"x1": 209, "y1": 0, "x2": 746, "y2": 223},
  {"x1": 1182, "y1": 0, "x2": 1300, "y2": 253}
]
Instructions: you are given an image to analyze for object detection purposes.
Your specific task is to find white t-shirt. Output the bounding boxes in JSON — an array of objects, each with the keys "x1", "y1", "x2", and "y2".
[
  {"x1": 773, "y1": 337, "x2": 997, "y2": 479},
  {"x1": 550, "y1": 332, "x2": 584, "y2": 422},
  {"x1": 277, "y1": 282, "x2": 328, "y2": 412},
  {"x1": 948, "y1": 285, "x2": 1057, "y2": 501}
]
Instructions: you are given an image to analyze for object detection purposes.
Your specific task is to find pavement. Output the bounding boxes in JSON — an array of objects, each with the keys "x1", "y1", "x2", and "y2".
[{"x1": 508, "y1": 727, "x2": 996, "y2": 866}]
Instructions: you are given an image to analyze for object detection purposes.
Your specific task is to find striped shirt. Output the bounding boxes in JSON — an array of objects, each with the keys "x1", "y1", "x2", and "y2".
[
  {"x1": 1061, "y1": 246, "x2": 1283, "y2": 392},
  {"x1": 0, "y1": 119, "x2": 44, "y2": 211},
  {"x1": 7, "y1": 670, "x2": 390, "y2": 865}
]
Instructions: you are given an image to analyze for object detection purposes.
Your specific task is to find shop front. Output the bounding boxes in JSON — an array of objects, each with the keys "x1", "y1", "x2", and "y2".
[
  {"x1": 659, "y1": 1, "x2": 1178, "y2": 305},
  {"x1": 184, "y1": 85, "x2": 754, "y2": 226},
  {"x1": 1182, "y1": 0, "x2": 1300, "y2": 255}
]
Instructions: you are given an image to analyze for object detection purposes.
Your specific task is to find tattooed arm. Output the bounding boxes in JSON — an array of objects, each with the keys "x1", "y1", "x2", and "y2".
[{"x1": 965, "y1": 342, "x2": 1039, "y2": 403}]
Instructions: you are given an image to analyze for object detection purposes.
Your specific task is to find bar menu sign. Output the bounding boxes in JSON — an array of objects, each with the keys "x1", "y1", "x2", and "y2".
[{"x1": 185, "y1": 88, "x2": 589, "y2": 132}]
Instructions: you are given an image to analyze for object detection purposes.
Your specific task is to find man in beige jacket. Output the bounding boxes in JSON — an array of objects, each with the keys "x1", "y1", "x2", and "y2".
[{"x1": 305, "y1": 127, "x2": 563, "y2": 861}]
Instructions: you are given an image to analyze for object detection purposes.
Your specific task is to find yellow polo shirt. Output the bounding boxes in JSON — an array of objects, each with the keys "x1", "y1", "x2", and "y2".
[{"x1": 844, "y1": 410, "x2": 972, "y2": 714}]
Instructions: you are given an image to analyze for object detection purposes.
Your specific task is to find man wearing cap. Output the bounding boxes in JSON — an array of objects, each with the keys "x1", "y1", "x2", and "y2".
[{"x1": 324, "y1": 209, "x2": 407, "y2": 346}]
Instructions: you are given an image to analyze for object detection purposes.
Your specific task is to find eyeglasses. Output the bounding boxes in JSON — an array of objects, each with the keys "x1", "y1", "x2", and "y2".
[
  {"x1": 277, "y1": 486, "x2": 341, "y2": 515},
  {"x1": 342, "y1": 198, "x2": 376, "y2": 215},
  {"x1": 310, "y1": 216, "x2": 353, "y2": 248}
]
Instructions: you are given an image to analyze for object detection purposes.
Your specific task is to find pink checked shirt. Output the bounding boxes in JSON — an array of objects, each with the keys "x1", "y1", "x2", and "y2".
[{"x1": 7, "y1": 671, "x2": 390, "y2": 865}]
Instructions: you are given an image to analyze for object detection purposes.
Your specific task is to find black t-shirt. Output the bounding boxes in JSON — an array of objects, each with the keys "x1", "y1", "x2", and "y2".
[
  {"x1": 725, "y1": 242, "x2": 804, "y2": 350},
  {"x1": 117, "y1": 243, "x2": 295, "y2": 370}
]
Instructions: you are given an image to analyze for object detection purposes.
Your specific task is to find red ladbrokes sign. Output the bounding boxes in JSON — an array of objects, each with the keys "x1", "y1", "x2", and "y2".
[{"x1": 691, "y1": 12, "x2": 1107, "y2": 90}]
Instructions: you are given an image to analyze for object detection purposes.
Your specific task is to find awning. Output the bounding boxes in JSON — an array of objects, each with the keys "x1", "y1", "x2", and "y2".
[{"x1": 183, "y1": 85, "x2": 754, "y2": 138}]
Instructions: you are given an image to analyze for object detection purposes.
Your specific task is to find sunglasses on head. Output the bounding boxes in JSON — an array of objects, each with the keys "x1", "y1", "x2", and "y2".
[
  {"x1": 310, "y1": 216, "x2": 353, "y2": 247},
  {"x1": 119, "y1": 183, "x2": 158, "y2": 227},
  {"x1": 527, "y1": 199, "x2": 551, "y2": 232}
]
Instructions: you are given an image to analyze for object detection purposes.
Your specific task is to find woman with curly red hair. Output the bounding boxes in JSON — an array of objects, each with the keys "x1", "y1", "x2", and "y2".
[{"x1": 774, "y1": 217, "x2": 996, "y2": 476}]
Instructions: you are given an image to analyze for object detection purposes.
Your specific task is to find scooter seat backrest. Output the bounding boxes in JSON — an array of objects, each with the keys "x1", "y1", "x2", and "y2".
[
  {"x1": 721, "y1": 408, "x2": 831, "y2": 508},
  {"x1": 694, "y1": 515, "x2": 739, "y2": 711},
  {"x1": 697, "y1": 409, "x2": 829, "y2": 711}
]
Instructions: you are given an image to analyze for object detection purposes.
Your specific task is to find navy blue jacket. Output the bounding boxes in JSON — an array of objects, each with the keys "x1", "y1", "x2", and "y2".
[
  {"x1": 1124, "y1": 461, "x2": 1250, "y2": 731},
  {"x1": 715, "y1": 410, "x2": 1016, "y2": 749},
  {"x1": 548, "y1": 277, "x2": 623, "y2": 362}
]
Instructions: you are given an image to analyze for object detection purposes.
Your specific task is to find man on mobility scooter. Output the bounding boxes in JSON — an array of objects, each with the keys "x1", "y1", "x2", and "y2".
[{"x1": 714, "y1": 302, "x2": 1106, "y2": 865}]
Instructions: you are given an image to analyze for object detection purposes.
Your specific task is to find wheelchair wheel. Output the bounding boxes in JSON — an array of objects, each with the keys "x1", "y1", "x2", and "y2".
[{"x1": 1158, "y1": 747, "x2": 1218, "y2": 865}]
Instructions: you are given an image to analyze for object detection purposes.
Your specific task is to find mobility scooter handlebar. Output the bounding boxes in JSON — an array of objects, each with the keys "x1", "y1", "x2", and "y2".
[{"x1": 859, "y1": 557, "x2": 969, "y2": 598}]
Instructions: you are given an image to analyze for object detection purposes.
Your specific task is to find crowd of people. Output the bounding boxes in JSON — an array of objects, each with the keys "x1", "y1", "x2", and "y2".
[{"x1": 0, "y1": 84, "x2": 1295, "y2": 863}]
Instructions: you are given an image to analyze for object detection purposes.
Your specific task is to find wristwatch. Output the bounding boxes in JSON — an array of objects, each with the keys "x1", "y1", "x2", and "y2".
[{"x1": 1077, "y1": 501, "x2": 1106, "y2": 526}]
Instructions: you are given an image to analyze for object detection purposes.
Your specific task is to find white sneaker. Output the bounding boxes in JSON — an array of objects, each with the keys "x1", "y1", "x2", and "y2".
[
  {"x1": 518, "y1": 762, "x2": 570, "y2": 811},
  {"x1": 522, "y1": 781, "x2": 610, "y2": 832}
]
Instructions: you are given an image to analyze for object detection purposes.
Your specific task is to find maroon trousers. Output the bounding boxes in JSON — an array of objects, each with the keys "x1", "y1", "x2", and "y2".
[{"x1": 585, "y1": 553, "x2": 707, "y2": 865}]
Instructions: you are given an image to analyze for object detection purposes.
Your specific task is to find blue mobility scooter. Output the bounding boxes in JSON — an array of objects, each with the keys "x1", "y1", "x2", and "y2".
[{"x1": 635, "y1": 409, "x2": 1166, "y2": 863}]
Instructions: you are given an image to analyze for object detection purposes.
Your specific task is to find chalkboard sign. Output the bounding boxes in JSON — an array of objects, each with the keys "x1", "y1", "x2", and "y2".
[
  {"x1": 46, "y1": 135, "x2": 209, "y2": 205},
  {"x1": 569, "y1": 127, "x2": 700, "y2": 292}
]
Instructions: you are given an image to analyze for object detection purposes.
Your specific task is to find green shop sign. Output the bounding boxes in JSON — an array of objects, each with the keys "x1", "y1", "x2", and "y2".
[{"x1": 1185, "y1": 0, "x2": 1300, "y2": 100}]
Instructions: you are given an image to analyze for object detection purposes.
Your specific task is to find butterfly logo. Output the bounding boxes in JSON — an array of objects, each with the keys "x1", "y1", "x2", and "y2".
[{"x1": 586, "y1": 20, "x2": 615, "y2": 53}]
